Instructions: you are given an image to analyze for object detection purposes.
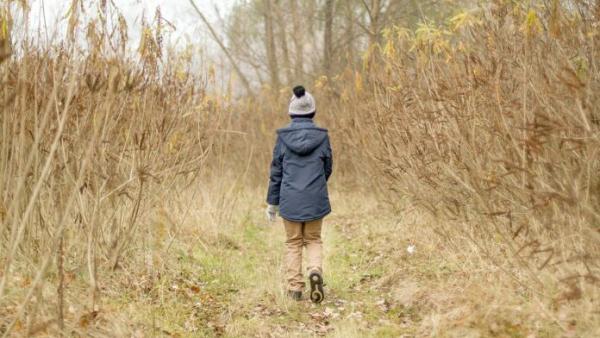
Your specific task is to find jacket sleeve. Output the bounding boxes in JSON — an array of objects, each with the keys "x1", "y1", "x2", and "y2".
[
  {"x1": 323, "y1": 136, "x2": 333, "y2": 181},
  {"x1": 266, "y1": 136, "x2": 284, "y2": 205}
]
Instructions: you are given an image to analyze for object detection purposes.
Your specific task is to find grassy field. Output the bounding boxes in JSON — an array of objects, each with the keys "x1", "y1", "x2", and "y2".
[{"x1": 11, "y1": 188, "x2": 592, "y2": 337}]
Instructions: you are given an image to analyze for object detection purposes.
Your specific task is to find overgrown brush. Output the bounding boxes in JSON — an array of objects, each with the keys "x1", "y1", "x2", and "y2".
[
  {"x1": 1, "y1": 0, "x2": 599, "y2": 335},
  {"x1": 330, "y1": 1, "x2": 600, "y2": 302},
  {"x1": 215, "y1": 1, "x2": 600, "y2": 308},
  {"x1": 0, "y1": 3, "x2": 228, "y2": 335}
]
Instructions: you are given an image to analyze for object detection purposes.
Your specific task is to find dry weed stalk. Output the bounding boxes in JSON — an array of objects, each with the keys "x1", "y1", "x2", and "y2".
[
  {"x1": 1, "y1": 0, "x2": 599, "y2": 334},
  {"x1": 329, "y1": 1, "x2": 600, "y2": 298},
  {"x1": 0, "y1": 1, "x2": 224, "y2": 334}
]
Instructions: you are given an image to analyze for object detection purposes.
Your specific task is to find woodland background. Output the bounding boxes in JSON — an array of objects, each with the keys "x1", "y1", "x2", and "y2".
[{"x1": 0, "y1": 0, "x2": 599, "y2": 336}]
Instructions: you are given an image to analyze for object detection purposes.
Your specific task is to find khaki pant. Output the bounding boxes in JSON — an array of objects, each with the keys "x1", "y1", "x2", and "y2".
[{"x1": 283, "y1": 218, "x2": 323, "y2": 292}]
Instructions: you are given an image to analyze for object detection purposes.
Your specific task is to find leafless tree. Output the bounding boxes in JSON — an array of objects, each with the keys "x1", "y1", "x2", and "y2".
[
  {"x1": 323, "y1": 0, "x2": 335, "y2": 77},
  {"x1": 263, "y1": 0, "x2": 281, "y2": 89}
]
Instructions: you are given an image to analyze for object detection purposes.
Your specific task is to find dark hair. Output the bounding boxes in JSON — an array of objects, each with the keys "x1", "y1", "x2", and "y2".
[{"x1": 290, "y1": 112, "x2": 316, "y2": 119}]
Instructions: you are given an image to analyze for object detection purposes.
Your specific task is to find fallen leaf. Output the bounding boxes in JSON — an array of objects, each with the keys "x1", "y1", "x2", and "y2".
[
  {"x1": 376, "y1": 298, "x2": 391, "y2": 312},
  {"x1": 78, "y1": 310, "x2": 99, "y2": 328}
]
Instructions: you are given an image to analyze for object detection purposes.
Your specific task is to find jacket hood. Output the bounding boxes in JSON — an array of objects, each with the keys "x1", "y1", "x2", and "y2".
[{"x1": 277, "y1": 122, "x2": 328, "y2": 156}]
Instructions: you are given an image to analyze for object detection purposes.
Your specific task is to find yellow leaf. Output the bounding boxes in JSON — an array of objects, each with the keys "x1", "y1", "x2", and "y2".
[
  {"x1": 449, "y1": 10, "x2": 481, "y2": 31},
  {"x1": 1, "y1": 19, "x2": 7, "y2": 40},
  {"x1": 361, "y1": 44, "x2": 377, "y2": 71},
  {"x1": 314, "y1": 75, "x2": 328, "y2": 90},
  {"x1": 354, "y1": 71, "x2": 363, "y2": 93},
  {"x1": 383, "y1": 39, "x2": 396, "y2": 59},
  {"x1": 522, "y1": 9, "x2": 542, "y2": 36}
]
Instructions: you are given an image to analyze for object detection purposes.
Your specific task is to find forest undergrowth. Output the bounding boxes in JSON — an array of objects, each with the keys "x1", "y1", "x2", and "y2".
[
  {"x1": 5, "y1": 186, "x2": 594, "y2": 337},
  {"x1": 1, "y1": 0, "x2": 599, "y2": 337}
]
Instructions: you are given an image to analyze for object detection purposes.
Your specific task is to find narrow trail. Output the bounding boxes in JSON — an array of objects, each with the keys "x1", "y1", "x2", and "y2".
[
  {"x1": 109, "y1": 193, "x2": 442, "y2": 337},
  {"x1": 203, "y1": 214, "x2": 424, "y2": 337},
  {"x1": 180, "y1": 215, "x2": 425, "y2": 337},
  {"x1": 95, "y1": 191, "x2": 551, "y2": 337}
]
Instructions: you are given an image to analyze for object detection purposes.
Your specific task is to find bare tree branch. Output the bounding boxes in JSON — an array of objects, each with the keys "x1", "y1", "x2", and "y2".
[
  {"x1": 188, "y1": 0, "x2": 254, "y2": 94},
  {"x1": 360, "y1": 0, "x2": 374, "y2": 23}
]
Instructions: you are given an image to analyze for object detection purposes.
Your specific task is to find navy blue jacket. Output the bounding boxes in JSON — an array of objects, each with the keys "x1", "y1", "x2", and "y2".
[{"x1": 266, "y1": 118, "x2": 332, "y2": 222}]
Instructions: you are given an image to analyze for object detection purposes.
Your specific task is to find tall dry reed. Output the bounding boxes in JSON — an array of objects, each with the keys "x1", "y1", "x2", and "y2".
[
  {"x1": 1, "y1": 0, "x2": 599, "y2": 335},
  {"x1": 324, "y1": 1, "x2": 600, "y2": 299},
  {"x1": 0, "y1": 4, "x2": 233, "y2": 334}
]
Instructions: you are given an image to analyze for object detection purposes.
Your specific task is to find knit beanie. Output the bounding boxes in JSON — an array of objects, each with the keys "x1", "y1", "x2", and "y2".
[{"x1": 288, "y1": 86, "x2": 316, "y2": 116}]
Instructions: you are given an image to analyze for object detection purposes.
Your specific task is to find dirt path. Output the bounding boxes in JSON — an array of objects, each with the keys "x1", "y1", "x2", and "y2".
[
  {"x1": 50, "y1": 189, "x2": 434, "y2": 337},
  {"x1": 93, "y1": 192, "x2": 572, "y2": 337},
  {"x1": 125, "y1": 205, "x2": 432, "y2": 337}
]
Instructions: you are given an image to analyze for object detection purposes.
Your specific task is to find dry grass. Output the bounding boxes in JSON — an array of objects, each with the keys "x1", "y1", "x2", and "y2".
[
  {"x1": 1, "y1": 0, "x2": 599, "y2": 337},
  {"x1": 0, "y1": 4, "x2": 229, "y2": 334},
  {"x1": 6, "y1": 185, "x2": 590, "y2": 337},
  {"x1": 324, "y1": 0, "x2": 600, "y2": 320}
]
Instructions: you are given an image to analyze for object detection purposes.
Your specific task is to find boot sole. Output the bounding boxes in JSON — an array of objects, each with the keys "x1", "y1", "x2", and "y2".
[{"x1": 309, "y1": 272, "x2": 324, "y2": 304}]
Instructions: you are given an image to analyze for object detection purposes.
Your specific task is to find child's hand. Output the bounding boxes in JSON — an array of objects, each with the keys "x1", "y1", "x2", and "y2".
[{"x1": 266, "y1": 205, "x2": 279, "y2": 222}]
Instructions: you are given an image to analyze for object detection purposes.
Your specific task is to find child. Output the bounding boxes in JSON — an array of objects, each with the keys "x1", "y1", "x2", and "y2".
[{"x1": 266, "y1": 85, "x2": 333, "y2": 303}]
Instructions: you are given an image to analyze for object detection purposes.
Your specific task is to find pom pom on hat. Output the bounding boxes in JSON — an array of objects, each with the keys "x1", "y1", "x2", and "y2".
[{"x1": 293, "y1": 85, "x2": 306, "y2": 98}]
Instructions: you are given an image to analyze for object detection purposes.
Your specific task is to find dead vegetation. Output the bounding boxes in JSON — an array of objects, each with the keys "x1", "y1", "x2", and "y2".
[
  {"x1": 0, "y1": 2, "x2": 228, "y2": 335},
  {"x1": 329, "y1": 0, "x2": 600, "y2": 313},
  {"x1": 1, "y1": 0, "x2": 599, "y2": 336}
]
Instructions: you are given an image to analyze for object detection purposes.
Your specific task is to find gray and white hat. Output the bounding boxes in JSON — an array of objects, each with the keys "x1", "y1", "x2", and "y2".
[{"x1": 288, "y1": 86, "x2": 316, "y2": 116}]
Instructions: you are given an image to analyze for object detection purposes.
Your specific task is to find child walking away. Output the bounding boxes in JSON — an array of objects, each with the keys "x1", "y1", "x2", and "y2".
[{"x1": 266, "y1": 85, "x2": 333, "y2": 303}]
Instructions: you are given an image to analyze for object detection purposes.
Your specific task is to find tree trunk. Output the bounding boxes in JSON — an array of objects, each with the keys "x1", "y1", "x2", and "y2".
[
  {"x1": 290, "y1": 0, "x2": 304, "y2": 83},
  {"x1": 275, "y1": 0, "x2": 293, "y2": 85},
  {"x1": 263, "y1": 0, "x2": 280, "y2": 90},
  {"x1": 369, "y1": 0, "x2": 382, "y2": 48},
  {"x1": 344, "y1": 1, "x2": 356, "y2": 68},
  {"x1": 323, "y1": 0, "x2": 335, "y2": 77}
]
